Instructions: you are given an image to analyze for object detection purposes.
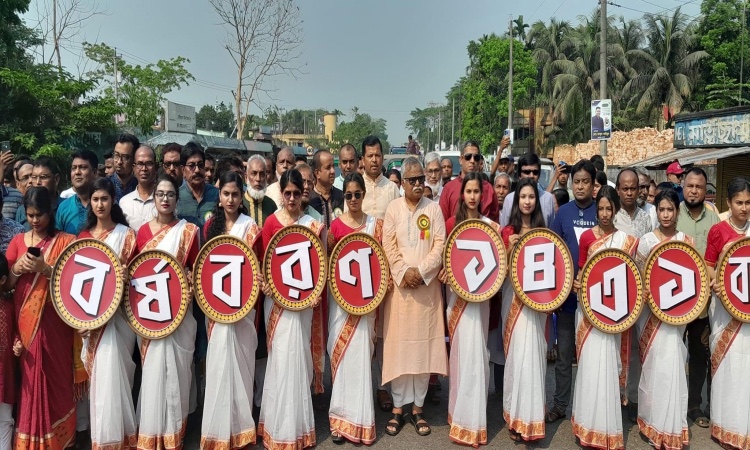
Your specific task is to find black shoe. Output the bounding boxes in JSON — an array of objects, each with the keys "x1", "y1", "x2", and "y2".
[
  {"x1": 628, "y1": 402, "x2": 638, "y2": 424},
  {"x1": 331, "y1": 432, "x2": 345, "y2": 445},
  {"x1": 545, "y1": 406, "x2": 566, "y2": 423}
]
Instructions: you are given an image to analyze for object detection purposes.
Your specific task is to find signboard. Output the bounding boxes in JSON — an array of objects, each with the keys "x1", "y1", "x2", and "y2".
[
  {"x1": 165, "y1": 101, "x2": 197, "y2": 134},
  {"x1": 264, "y1": 225, "x2": 327, "y2": 311},
  {"x1": 124, "y1": 250, "x2": 190, "y2": 339},
  {"x1": 674, "y1": 111, "x2": 750, "y2": 148},
  {"x1": 328, "y1": 233, "x2": 389, "y2": 315},
  {"x1": 443, "y1": 219, "x2": 507, "y2": 302},
  {"x1": 50, "y1": 239, "x2": 125, "y2": 330},
  {"x1": 509, "y1": 228, "x2": 574, "y2": 312},
  {"x1": 643, "y1": 240, "x2": 710, "y2": 325},
  {"x1": 193, "y1": 236, "x2": 260, "y2": 323},
  {"x1": 591, "y1": 99, "x2": 612, "y2": 141},
  {"x1": 579, "y1": 248, "x2": 644, "y2": 333},
  {"x1": 716, "y1": 237, "x2": 750, "y2": 323}
]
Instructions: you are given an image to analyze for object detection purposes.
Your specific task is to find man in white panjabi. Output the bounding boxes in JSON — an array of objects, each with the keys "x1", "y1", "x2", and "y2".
[{"x1": 381, "y1": 157, "x2": 447, "y2": 437}]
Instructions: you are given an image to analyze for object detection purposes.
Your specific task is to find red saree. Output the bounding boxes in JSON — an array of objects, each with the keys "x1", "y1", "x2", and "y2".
[{"x1": 7, "y1": 232, "x2": 76, "y2": 450}]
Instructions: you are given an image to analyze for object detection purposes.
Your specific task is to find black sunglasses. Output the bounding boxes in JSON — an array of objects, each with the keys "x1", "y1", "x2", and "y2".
[
  {"x1": 404, "y1": 175, "x2": 426, "y2": 186},
  {"x1": 521, "y1": 169, "x2": 540, "y2": 176},
  {"x1": 463, "y1": 153, "x2": 482, "y2": 162},
  {"x1": 344, "y1": 191, "x2": 364, "y2": 200}
]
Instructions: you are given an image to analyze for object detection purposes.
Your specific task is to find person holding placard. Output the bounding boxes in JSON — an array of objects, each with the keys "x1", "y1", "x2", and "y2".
[
  {"x1": 704, "y1": 177, "x2": 750, "y2": 450},
  {"x1": 134, "y1": 174, "x2": 200, "y2": 450},
  {"x1": 498, "y1": 178, "x2": 548, "y2": 443},
  {"x1": 634, "y1": 188, "x2": 693, "y2": 449},
  {"x1": 5, "y1": 187, "x2": 77, "y2": 450},
  {"x1": 77, "y1": 177, "x2": 138, "y2": 450},
  {"x1": 326, "y1": 172, "x2": 382, "y2": 445},
  {"x1": 258, "y1": 169, "x2": 324, "y2": 450},
  {"x1": 200, "y1": 171, "x2": 262, "y2": 450},
  {"x1": 571, "y1": 186, "x2": 638, "y2": 450},
  {"x1": 437, "y1": 172, "x2": 500, "y2": 446}
]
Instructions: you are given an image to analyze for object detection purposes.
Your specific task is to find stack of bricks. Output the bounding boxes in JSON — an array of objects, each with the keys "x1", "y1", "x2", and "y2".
[{"x1": 550, "y1": 128, "x2": 674, "y2": 167}]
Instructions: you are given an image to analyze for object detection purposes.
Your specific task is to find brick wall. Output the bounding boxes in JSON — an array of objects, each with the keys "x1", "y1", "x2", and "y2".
[{"x1": 551, "y1": 128, "x2": 674, "y2": 167}]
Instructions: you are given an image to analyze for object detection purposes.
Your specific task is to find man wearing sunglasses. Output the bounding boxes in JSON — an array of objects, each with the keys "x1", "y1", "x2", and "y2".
[
  {"x1": 499, "y1": 152, "x2": 556, "y2": 227},
  {"x1": 161, "y1": 142, "x2": 184, "y2": 186},
  {"x1": 439, "y1": 141, "x2": 498, "y2": 222},
  {"x1": 176, "y1": 142, "x2": 218, "y2": 227}
]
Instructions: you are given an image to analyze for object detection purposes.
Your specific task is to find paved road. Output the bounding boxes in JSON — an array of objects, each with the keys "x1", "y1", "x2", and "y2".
[{"x1": 182, "y1": 362, "x2": 722, "y2": 449}]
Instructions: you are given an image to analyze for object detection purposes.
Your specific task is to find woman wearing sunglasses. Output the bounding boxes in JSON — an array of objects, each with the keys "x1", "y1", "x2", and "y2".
[
  {"x1": 134, "y1": 174, "x2": 200, "y2": 450},
  {"x1": 436, "y1": 172, "x2": 499, "y2": 447},
  {"x1": 200, "y1": 172, "x2": 262, "y2": 449},
  {"x1": 325, "y1": 172, "x2": 383, "y2": 445},
  {"x1": 76, "y1": 178, "x2": 138, "y2": 450},
  {"x1": 258, "y1": 169, "x2": 324, "y2": 449}
]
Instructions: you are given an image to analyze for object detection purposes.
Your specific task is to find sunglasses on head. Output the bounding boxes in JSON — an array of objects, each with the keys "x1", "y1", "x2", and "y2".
[
  {"x1": 283, "y1": 190, "x2": 302, "y2": 200},
  {"x1": 463, "y1": 153, "x2": 482, "y2": 162},
  {"x1": 521, "y1": 169, "x2": 540, "y2": 176},
  {"x1": 404, "y1": 175, "x2": 426, "y2": 186},
  {"x1": 344, "y1": 191, "x2": 364, "y2": 200}
]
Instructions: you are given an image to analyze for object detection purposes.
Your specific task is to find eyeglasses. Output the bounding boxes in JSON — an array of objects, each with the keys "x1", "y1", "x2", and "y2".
[
  {"x1": 283, "y1": 190, "x2": 302, "y2": 200},
  {"x1": 403, "y1": 175, "x2": 426, "y2": 186},
  {"x1": 344, "y1": 191, "x2": 364, "y2": 200},
  {"x1": 521, "y1": 169, "x2": 540, "y2": 176},
  {"x1": 162, "y1": 162, "x2": 181, "y2": 169},
  {"x1": 463, "y1": 153, "x2": 482, "y2": 162},
  {"x1": 30, "y1": 174, "x2": 53, "y2": 182},
  {"x1": 184, "y1": 162, "x2": 205, "y2": 171},
  {"x1": 155, "y1": 191, "x2": 177, "y2": 200},
  {"x1": 113, "y1": 152, "x2": 132, "y2": 162},
  {"x1": 301, "y1": 179, "x2": 314, "y2": 187},
  {"x1": 426, "y1": 168, "x2": 441, "y2": 175},
  {"x1": 135, "y1": 161, "x2": 156, "y2": 169}
]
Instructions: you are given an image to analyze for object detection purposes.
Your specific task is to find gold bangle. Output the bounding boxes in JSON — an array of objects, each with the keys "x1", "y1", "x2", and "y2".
[{"x1": 11, "y1": 265, "x2": 22, "y2": 277}]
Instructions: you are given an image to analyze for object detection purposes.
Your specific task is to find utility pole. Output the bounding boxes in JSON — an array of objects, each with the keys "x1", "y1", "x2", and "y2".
[
  {"x1": 599, "y1": 0, "x2": 608, "y2": 157},
  {"x1": 740, "y1": 0, "x2": 747, "y2": 105},
  {"x1": 508, "y1": 15, "x2": 514, "y2": 151},
  {"x1": 113, "y1": 47, "x2": 119, "y2": 107},
  {"x1": 451, "y1": 96, "x2": 455, "y2": 149}
]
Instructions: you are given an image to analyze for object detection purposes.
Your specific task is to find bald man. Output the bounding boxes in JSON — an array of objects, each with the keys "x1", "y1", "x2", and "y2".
[{"x1": 266, "y1": 147, "x2": 295, "y2": 208}]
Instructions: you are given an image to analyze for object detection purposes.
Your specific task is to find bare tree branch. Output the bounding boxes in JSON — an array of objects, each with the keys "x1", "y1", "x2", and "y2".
[{"x1": 209, "y1": 0, "x2": 304, "y2": 138}]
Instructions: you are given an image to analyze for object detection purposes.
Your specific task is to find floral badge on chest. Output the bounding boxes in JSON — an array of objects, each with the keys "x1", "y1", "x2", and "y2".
[{"x1": 417, "y1": 214, "x2": 430, "y2": 240}]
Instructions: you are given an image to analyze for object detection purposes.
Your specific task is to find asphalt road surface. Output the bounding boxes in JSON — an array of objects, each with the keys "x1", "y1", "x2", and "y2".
[{"x1": 179, "y1": 361, "x2": 722, "y2": 449}]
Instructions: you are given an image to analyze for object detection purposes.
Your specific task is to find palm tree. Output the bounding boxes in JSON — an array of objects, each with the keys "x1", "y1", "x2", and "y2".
[
  {"x1": 622, "y1": 8, "x2": 708, "y2": 128},
  {"x1": 527, "y1": 18, "x2": 572, "y2": 97},
  {"x1": 513, "y1": 15, "x2": 530, "y2": 43}
]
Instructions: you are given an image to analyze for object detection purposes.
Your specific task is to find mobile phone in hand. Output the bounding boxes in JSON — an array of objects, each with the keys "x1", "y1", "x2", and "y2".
[{"x1": 27, "y1": 247, "x2": 41, "y2": 257}]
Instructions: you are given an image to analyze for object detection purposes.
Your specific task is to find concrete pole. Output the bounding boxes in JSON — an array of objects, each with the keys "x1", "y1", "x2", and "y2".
[{"x1": 600, "y1": 0, "x2": 608, "y2": 157}]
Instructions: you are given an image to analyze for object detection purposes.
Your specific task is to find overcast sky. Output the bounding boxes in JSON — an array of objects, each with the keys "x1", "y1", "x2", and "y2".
[{"x1": 24, "y1": 0, "x2": 702, "y2": 146}]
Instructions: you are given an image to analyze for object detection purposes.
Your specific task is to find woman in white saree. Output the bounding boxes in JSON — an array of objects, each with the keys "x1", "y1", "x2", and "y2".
[
  {"x1": 571, "y1": 186, "x2": 638, "y2": 450},
  {"x1": 258, "y1": 169, "x2": 324, "y2": 449},
  {"x1": 704, "y1": 177, "x2": 750, "y2": 450},
  {"x1": 78, "y1": 177, "x2": 138, "y2": 450},
  {"x1": 634, "y1": 189, "x2": 692, "y2": 450},
  {"x1": 134, "y1": 174, "x2": 200, "y2": 450},
  {"x1": 326, "y1": 173, "x2": 382, "y2": 445},
  {"x1": 200, "y1": 172, "x2": 262, "y2": 449}
]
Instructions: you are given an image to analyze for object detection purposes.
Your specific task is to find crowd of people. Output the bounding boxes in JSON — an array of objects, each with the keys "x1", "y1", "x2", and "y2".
[{"x1": 0, "y1": 132, "x2": 748, "y2": 450}]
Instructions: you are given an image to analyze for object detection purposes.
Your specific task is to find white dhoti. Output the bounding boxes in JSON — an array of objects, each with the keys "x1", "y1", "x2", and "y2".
[{"x1": 390, "y1": 374, "x2": 430, "y2": 408}]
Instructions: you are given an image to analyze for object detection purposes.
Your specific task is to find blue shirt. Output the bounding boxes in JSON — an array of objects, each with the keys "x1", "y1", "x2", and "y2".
[
  {"x1": 550, "y1": 200, "x2": 597, "y2": 313},
  {"x1": 110, "y1": 174, "x2": 137, "y2": 203},
  {"x1": 1, "y1": 186, "x2": 23, "y2": 221},
  {"x1": 176, "y1": 183, "x2": 219, "y2": 228},
  {"x1": 56, "y1": 194, "x2": 88, "y2": 235}
]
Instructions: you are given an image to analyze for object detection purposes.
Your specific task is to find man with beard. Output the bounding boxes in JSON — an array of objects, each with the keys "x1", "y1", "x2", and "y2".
[
  {"x1": 176, "y1": 142, "x2": 218, "y2": 227},
  {"x1": 676, "y1": 167, "x2": 719, "y2": 429},
  {"x1": 109, "y1": 133, "x2": 139, "y2": 202},
  {"x1": 160, "y1": 143, "x2": 183, "y2": 186},
  {"x1": 439, "y1": 141, "x2": 498, "y2": 221},
  {"x1": 309, "y1": 150, "x2": 344, "y2": 227},
  {"x1": 297, "y1": 163, "x2": 323, "y2": 221},
  {"x1": 56, "y1": 149, "x2": 98, "y2": 234},
  {"x1": 266, "y1": 147, "x2": 295, "y2": 208},
  {"x1": 635, "y1": 167, "x2": 658, "y2": 229},
  {"x1": 423, "y1": 152, "x2": 443, "y2": 201},
  {"x1": 334, "y1": 144, "x2": 359, "y2": 190},
  {"x1": 440, "y1": 158, "x2": 454, "y2": 185},
  {"x1": 243, "y1": 155, "x2": 278, "y2": 227},
  {"x1": 120, "y1": 146, "x2": 158, "y2": 231}
]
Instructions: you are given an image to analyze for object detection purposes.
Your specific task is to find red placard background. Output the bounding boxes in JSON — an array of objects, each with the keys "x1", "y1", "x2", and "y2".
[
  {"x1": 199, "y1": 242, "x2": 256, "y2": 315},
  {"x1": 722, "y1": 243, "x2": 750, "y2": 316},
  {"x1": 268, "y1": 231, "x2": 323, "y2": 305},
  {"x1": 514, "y1": 235, "x2": 569, "y2": 306},
  {"x1": 648, "y1": 247, "x2": 703, "y2": 317},
  {"x1": 57, "y1": 246, "x2": 119, "y2": 323},
  {"x1": 332, "y1": 239, "x2": 383, "y2": 308},
  {"x1": 128, "y1": 257, "x2": 185, "y2": 333},
  {"x1": 584, "y1": 255, "x2": 640, "y2": 326},
  {"x1": 449, "y1": 227, "x2": 502, "y2": 297}
]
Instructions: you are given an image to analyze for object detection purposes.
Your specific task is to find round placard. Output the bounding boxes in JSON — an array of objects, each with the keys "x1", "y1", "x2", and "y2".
[
  {"x1": 579, "y1": 248, "x2": 644, "y2": 334},
  {"x1": 328, "y1": 233, "x2": 390, "y2": 315},
  {"x1": 717, "y1": 237, "x2": 750, "y2": 323},
  {"x1": 263, "y1": 225, "x2": 327, "y2": 311},
  {"x1": 643, "y1": 240, "x2": 710, "y2": 325},
  {"x1": 509, "y1": 228, "x2": 574, "y2": 312},
  {"x1": 50, "y1": 239, "x2": 125, "y2": 330},
  {"x1": 123, "y1": 250, "x2": 190, "y2": 339},
  {"x1": 193, "y1": 235, "x2": 260, "y2": 323},
  {"x1": 443, "y1": 219, "x2": 507, "y2": 302}
]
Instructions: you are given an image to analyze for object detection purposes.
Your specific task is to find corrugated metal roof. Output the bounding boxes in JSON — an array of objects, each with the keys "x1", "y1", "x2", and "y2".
[
  {"x1": 243, "y1": 140, "x2": 273, "y2": 153},
  {"x1": 146, "y1": 132, "x2": 246, "y2": 151},
  {"x1": 631, "y1": 146, "x2": 750, "y2": 168}
]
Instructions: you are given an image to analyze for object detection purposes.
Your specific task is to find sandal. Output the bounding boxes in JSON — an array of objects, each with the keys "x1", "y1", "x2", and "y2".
[
  {"x1": 545, "y1": 406, "x2": 566, "y2": 423},
  {"x1": 547, "y1": 344, "x2": 558, "y2": 362},
  {"x1": 385, "y1": 413, "x2": 405, "y2": 436},
  {"x1": 688, "y1": 407, "x2": 709, "y2": 428},
  {"x1": 509, "y1": 429, "x2": 522, "y2": 442},
  {"x1": 331, "y1": 432, "x2": 345, "y2": 445},
  {"x1": 377, "y1": 389, "x2": 393, "y2": 412},
  {"x1": 410, "y1": 412, "x2": 431, "y2": 436}
]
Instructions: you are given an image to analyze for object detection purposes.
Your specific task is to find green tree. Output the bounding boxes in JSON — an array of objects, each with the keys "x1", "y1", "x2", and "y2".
[
  {"x1": 196, "y1": 102, "x2": 235, "y2": 135},
  {"x1": 332, "y1": 110, "x2": 389, "y2": 151},
  {"x1": 528, "y1": 18, "x2": 572, "y2": 99},
  {"x1": 83, "y1": 42, "x2": 194, "y2": 133},
  {"x1": 461, "y1": 34, "x2": 537, "y2": 152}
]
